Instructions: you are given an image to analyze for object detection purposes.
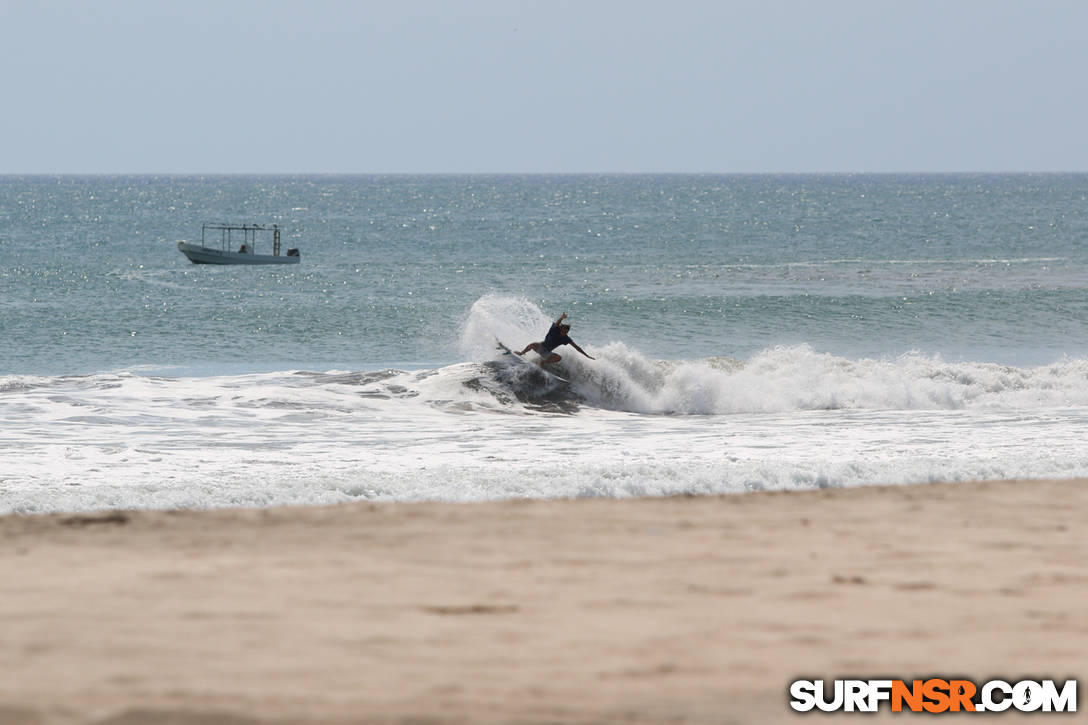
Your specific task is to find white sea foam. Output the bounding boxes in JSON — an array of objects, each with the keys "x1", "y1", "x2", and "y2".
[
  {"x1": 565, "y1": 343, "x2": 1088, "y2": 414},
  {"x1": 461, "y1": 295, "x2": 1088, "y2": 414},
  {"x1": 5, "y1": 295, "x2": 1088, "y2": 513}
]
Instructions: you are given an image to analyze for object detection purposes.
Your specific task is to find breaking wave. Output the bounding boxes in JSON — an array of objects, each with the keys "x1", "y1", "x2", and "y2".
[
  {"x1": 4, "y1": 294, "x2": 1088, "y2": 514},
  {"x1": 458, "y1": 295, "x2": 1088, "y2": 415}
]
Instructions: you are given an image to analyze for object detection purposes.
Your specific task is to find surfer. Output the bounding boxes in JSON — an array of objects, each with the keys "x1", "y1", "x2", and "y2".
[{"x1": 519, "y1": 312, "x2": 595, "y2": 364}]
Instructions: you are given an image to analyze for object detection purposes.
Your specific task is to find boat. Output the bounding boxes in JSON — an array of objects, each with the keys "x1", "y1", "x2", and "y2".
[{"x1": 178, "y1": 223, "x2": 300, "y2": 265}]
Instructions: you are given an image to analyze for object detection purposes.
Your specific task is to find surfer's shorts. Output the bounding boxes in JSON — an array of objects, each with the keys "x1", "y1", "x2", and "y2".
[{"x1": 537, "y1": 347, "x2": 556, "y2": 361}]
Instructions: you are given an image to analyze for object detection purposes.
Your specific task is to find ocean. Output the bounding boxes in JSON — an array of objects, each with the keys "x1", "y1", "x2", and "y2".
[{"x1": 3, "y1": 173, "x2": 1088, "y2": 513}]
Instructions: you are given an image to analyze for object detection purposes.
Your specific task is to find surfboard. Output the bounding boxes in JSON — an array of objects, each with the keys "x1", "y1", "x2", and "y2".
[{"x1": 496, "y1": 340, "x2": 570, "y2": 383}]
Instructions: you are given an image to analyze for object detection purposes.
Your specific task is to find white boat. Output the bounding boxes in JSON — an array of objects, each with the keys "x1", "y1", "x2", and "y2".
[{"x1": 178, "y1": 223, "x2": 300, "y2": 265}]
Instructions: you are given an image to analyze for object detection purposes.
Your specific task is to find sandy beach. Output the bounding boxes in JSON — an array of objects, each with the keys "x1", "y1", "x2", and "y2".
[{"x1": 0, "y1": 478, "x2": 1084, "y2": 724}]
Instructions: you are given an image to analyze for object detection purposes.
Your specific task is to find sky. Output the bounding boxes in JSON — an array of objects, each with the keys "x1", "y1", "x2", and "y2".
[{"x1": 2, "y1": 0, "x2": 1087, "y2": 174}]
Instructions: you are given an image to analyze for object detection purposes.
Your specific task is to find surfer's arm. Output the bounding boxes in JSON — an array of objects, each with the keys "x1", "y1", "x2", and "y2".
[
  {"x1": 555, "y1": 312, "x2": 568, "y2": 325},
  {"x1": 570, "y1": 341, "x2": 594, "y2": 360}
]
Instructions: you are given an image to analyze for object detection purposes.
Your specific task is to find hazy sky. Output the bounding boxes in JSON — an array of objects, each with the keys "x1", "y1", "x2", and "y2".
[{"x1": 3, "y1": 0, "x2": 1087, "y2": 173}]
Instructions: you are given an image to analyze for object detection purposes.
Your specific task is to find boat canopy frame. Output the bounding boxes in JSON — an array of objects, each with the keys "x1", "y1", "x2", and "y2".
[{"x1": 200, "y1": 222, "x2": 284, "y2": 256}]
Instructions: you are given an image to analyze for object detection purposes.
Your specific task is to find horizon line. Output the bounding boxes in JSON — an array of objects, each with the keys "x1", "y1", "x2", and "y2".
[{"x1": 2, "y1": 170, "x2": 1087, "y2": 177}]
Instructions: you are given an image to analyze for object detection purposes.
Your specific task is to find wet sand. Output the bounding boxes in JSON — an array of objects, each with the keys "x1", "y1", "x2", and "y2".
[{"x1": 0, "y1": 478, "x2": 1085, "y2": 724}]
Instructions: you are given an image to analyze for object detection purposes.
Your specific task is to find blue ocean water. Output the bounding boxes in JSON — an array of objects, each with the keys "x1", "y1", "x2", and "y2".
[
  {"x1": 3, "y1": 174, "x2": 1088, "y2": 512},
  {"x1": 5, "y1": 173, "x2": 1088, "y2": 374}
]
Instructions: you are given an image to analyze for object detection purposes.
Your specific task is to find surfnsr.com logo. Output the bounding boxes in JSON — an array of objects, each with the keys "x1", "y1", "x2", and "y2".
[{"x1": 789, "y1": 679, "x2": 1077, "y2": 713}]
